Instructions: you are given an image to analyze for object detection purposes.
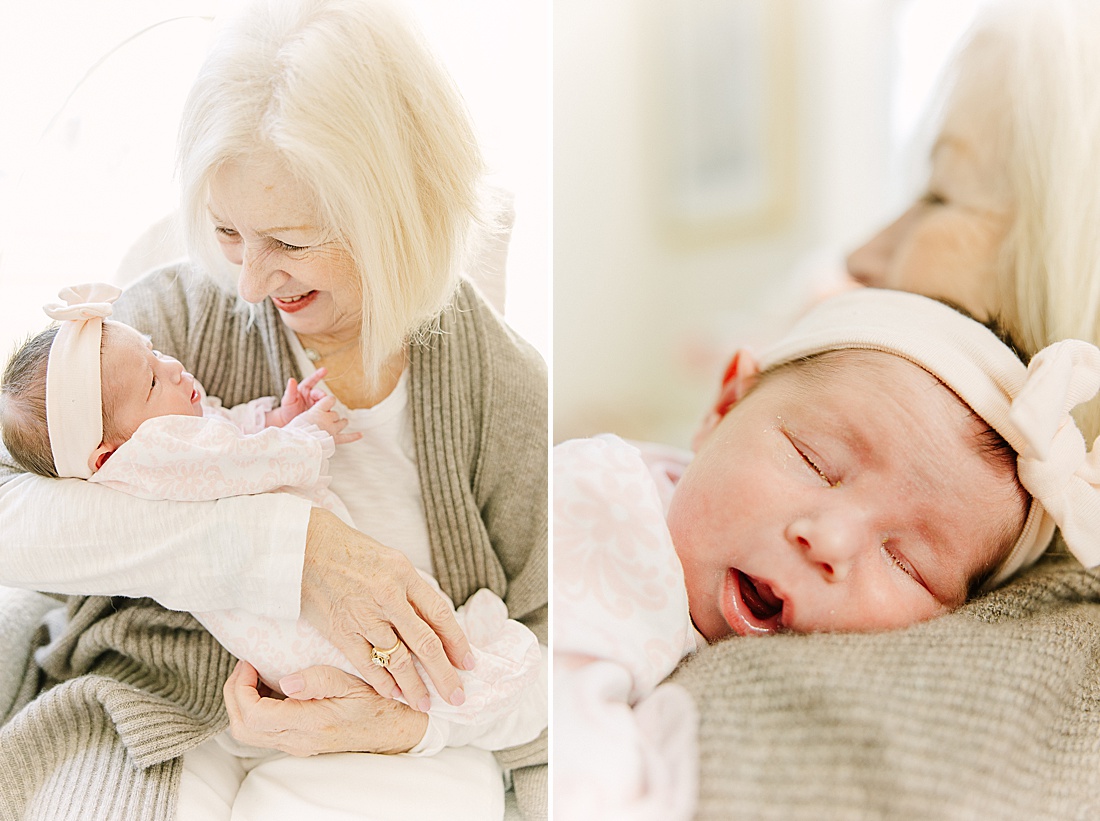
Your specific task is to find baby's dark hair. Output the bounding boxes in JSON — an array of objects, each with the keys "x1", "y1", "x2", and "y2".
[
  {"x1": 934, "y1": 298, "x2": 1031, "y2": 365},
  {"x1": 1, "y1": 326, "x2": 60, "y2": 476},
  {"x1": 0, "y1": 324, "x2": 119, "y2": 477}
]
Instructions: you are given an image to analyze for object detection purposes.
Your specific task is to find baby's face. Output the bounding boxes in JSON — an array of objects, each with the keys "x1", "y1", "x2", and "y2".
[
  {"x1": 101, "y1": 321, "x2": 203, "y2": 442},
  {"x1": 669, "y1": 352, "x2": 1027, "y2": 639}
]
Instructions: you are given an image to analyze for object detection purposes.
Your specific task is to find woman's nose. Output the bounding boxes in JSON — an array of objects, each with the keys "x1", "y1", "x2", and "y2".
[
  {"x1": 845, "y1": 208, "x2": 910, "y2": 288},
  {"x1": 786, "y1": 512, "x2": 875, "y2": 582},
  {"x1": 237, "y1": 246, "x2": 281, "y2": 304},
  {"x1": 845, "y1": 231, "x2": 890, "y2": 288}
]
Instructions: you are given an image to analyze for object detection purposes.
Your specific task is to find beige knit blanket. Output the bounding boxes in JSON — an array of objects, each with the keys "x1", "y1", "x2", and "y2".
[{"x1": 671, "y1": 548, "x2": 1100, "y2": 820}]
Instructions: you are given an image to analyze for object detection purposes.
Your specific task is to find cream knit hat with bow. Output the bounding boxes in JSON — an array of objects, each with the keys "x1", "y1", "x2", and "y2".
[{"x1": 758, "y1": 288, "x2": 1100, "y2": 589}]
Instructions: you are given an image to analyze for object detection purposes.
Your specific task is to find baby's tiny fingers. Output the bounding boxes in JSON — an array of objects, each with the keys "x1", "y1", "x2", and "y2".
[
  {"x1": 300, "y1": 368, "x2": 327, "y2": 391},
  {"x1": 332, "y1": 431, "x2": 362, "y2": 445},
  {"x1": 281, "y1": 378, "x2": 299, "y2": 404}
]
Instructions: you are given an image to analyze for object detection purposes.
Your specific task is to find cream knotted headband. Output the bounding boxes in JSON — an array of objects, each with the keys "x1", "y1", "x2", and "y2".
[
  {"x1": 43, "y1": 283, "x2": 122, "y2": 479},
  {"x1": 757, "y1": 288, "x2": 1100, "y2": 589}
]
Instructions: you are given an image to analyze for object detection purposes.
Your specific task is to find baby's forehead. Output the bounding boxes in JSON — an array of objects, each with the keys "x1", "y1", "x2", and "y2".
[
  {"x1": 103, "y1": 321, "x2": 153, "y2": 349},
  {"x1": 762, "y1": 349, "x2": 984, "y2": 448}
]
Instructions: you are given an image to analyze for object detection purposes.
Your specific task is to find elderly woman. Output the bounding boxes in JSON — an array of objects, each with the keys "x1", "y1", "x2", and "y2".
[
  {"x1": 665, "y1": 1, "x2": 1100, "y2": 818},
  {"x1": 846, "y1": 0, "x2": 1100, "y2": 439},
  {"x1": 0, "y1": 1, "x2": 545, "y2": 819}
]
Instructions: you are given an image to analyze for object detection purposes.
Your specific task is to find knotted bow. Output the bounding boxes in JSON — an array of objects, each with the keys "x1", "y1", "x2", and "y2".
[
  {"x1": 44, "y1": 283, "x2": 121, "y2": 324},
  {"x1": 1009, "y1": 340, "x2": 1100, "y2": 569},
  {"x1": 45, "y1": 283, "x2": 122, "y2": 479}
]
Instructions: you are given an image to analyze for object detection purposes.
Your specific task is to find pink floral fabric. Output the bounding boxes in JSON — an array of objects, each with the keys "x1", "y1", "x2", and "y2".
[
  {"x1": 90, "y1": 402, "x2": 540, "y2": 727},
  {"x1": 91, "y1": 410, "x2": 338, "y2": 510},
  {"x1": 554, "y1": 434, "x2": 699, "y2": 820}
]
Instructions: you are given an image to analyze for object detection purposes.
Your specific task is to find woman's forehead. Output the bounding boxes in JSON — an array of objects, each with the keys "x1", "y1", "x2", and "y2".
[{"x1": 209, "y1": 152, "x2": 320, "y2": 223}]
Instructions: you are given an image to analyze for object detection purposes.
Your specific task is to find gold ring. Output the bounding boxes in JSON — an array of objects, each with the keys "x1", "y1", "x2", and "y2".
[{"x1": 370, "y1": 639, "x2": 403, "y2": 669}]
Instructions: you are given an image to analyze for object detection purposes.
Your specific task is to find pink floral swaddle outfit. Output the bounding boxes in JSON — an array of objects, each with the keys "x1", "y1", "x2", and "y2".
[
  {"x1": 554, "y1": 434, "x2": 700, "y2": 820},
  {"x1": 91, "y1": 394, "x2": 540, "y2": 737}
]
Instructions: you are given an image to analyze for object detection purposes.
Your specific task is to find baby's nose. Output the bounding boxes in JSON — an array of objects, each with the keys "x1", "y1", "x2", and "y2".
[
  {"x1": 161, "y1": 356, "x2": 185, "y2": 383},
  {"x1": 787, "y1": 512, "x2": 874, "y2": 581}
]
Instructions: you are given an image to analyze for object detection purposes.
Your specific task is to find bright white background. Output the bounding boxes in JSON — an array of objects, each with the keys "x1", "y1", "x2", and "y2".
[{"x1": 0, "y1": 0, "x2": 549, "y2": 361}]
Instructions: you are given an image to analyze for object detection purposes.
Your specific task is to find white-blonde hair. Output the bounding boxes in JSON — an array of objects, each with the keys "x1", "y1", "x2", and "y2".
[
  {"x1": 177, "y1": 0, "x2": 485, "y2": 388},
  {"x1": 934, "y1": 0, "x2": 1100, "y2": 439}
]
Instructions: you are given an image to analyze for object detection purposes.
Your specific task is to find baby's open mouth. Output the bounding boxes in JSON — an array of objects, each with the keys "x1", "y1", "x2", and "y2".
[
  {"x1": 739, "y1": 572, "x2": 783, "y2": 622},
  {"x1": 720, "y1": 569, "x2": 784, "y2": 636}
]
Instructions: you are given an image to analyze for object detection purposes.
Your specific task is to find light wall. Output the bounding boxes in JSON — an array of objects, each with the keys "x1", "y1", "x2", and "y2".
[{"x1": 553, "y1": 0, "x2": 980, "y2": 446}]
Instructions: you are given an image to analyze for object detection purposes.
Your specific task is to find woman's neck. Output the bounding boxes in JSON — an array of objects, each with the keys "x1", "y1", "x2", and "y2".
[{"x1": 296, "y1": 335, "x2": 406, "y2": 409}]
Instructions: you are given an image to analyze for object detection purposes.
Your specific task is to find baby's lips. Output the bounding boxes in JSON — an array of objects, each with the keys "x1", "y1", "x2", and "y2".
[{"x1": 730, "y1": 567, "x2": 783, "y2": 633}]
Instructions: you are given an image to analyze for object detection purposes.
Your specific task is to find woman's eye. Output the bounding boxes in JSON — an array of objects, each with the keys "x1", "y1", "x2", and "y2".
[
  {"x1": 214, "y1": 226, "x2": 239, "y2": 239},
  {"x1": 274, "y1": 239, "x2": 306, "y2": 252}
]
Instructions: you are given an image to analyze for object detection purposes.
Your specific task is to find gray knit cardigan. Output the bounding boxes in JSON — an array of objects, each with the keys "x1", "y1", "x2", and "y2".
[{"x1": 0, "y1": 265, "x2": 548, "y2": 820}]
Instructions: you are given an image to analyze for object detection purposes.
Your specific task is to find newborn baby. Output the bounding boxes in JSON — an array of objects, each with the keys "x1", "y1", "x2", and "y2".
[{"x1": 554, "y1": 287, "x2": 1100, "y2": 819}]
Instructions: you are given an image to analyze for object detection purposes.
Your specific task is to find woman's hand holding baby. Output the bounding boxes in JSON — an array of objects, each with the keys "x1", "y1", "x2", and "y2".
[
  {"x1": 224, "y1": 660, "x2": 428, "y2": 756},
  {"x1": 301, "y1": 507, "x2": 474, "y2": 714}
]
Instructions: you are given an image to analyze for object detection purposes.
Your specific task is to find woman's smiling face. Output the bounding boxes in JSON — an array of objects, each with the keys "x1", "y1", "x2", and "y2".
[
  {"x1": 668, "y1": 351, "x2": 1027, "y2": 639},
  {"x1": 845, "y1": 81, "x2": 1013, "y2": 322},
  {"x1": 207, "y1": 150, "x2": 362, "y2": 342}
]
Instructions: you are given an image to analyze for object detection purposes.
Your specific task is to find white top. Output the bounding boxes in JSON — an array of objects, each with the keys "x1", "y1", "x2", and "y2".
[{"x1": 286, "y1": 333, "x2": 434, "y2": 574}]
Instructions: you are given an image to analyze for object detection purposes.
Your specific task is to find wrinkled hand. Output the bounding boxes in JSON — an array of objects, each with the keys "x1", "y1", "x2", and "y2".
[
  {"x1": 301, "y1": 508, "x2": 474, "y2": 713},
  {"x1": 266, "y1": 368, "x2": 329, "y2": 427},
  {"x1": 224, "y1": 661, "x2": 428, "y2": 756},
  {"x1": 286, "y1": 395, "x2": 361, "y2": 445}
]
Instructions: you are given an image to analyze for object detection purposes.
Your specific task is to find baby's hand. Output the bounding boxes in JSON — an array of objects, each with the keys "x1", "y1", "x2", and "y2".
[
  {"x1": 286, "y1": 395, "x2": 361, "y2": 445},
  {"x1": 266, "y1": 369, "x2": 329, "y2": 428}
]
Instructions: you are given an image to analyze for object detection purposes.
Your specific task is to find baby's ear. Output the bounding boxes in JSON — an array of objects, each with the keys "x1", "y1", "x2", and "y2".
[
  {"x1": 88, "y1": 443, "x2": 116, "y2": 474},
  {"x1": 691, "y1": 349, "x2": 761, "y2": 452}
]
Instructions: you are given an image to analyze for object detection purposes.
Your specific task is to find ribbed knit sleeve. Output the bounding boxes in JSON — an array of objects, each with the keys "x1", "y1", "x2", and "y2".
[
  {"x1": 409, "y1": 281, "x2": 548, "y2": 636},
  {"x1": 409, "y1": 279, "x2": 549, "y2": 802},
  {"x1": 0, "y1": 598, "x2": 234, "y2": 821}
]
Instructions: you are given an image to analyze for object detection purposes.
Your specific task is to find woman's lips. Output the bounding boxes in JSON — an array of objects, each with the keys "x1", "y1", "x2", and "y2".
[
  {"x1": 720, "y1": 569, "x2": 784, "y2": 636},
  {"x1": 272, "y1": 290, "x2": 319, "y2": 313}
]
